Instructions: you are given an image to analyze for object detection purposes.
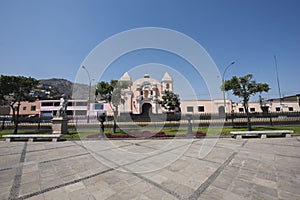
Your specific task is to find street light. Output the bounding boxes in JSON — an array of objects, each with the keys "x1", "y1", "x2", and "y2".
[
  {"x1": 222, "y1": 61, "x2": 235, "y2": 121},
  {"x1": 82, "y1": 66, "x2": 92, "y2": 123}
]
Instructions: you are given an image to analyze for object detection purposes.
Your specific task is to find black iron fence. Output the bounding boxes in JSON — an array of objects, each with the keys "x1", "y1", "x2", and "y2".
[{"x1": 1, "y1": 111, "x2": 299, "y2": 131}]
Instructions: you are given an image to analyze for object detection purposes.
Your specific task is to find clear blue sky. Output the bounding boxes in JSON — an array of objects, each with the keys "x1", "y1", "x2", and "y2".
[{"x1": 1, "y1": 0, "x2": 299, "y2": 101}]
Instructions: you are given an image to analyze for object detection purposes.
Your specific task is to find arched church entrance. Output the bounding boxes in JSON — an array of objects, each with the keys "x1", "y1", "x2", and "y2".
[
  {"x1": 141, "y1": 103, "x2": 152, "y2": 117},
  {"x1": 218, "y1": 106, "x2": 225, "y2": 117}
]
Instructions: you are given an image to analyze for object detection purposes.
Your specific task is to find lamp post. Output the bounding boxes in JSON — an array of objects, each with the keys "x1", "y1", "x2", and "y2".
[
  {"x1": 82, "y1": 66, "x2": 92, "y2": 123},
  {"x1": 222, "y1": 61, "x2": 235, "y2": 121}
]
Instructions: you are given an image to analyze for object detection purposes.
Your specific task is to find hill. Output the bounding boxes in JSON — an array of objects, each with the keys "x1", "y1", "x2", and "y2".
[
  {"x1": 39, "y1": 78, "x2": 73, "y2": 98},
  {"x1": 38, "y1": 78, "x2": 91, "y2": 100}
]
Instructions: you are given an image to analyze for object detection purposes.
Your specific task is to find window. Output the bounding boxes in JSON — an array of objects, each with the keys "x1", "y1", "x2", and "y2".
[
  {"x1": 250, "y1": 108, "x2": 255, "y2": 112},
  {"x1": 276, "y1": 107, "x2": 281, "y2": 112},
  {"x1": 289, "y1": 107, "x2": 294, "y2": 112},
  {"x1": 198, "y1": 106, "x2": 205, "y2": 112},
  {"x1": 74, "y1": 110, "x2": 87, "y2": 116},
  {"x1": 187, "y1": 106, "x2": 194, "y2": 112},
  {"x1": 75, "y1": 101, "x2": 88, "y2": 106},
  {"x1": 94, "y1": 103, "x2": 104, "y2": 110},
  {"x1": 144, "y1": 90, "x2": 149, "y2": 98},
  {"x1": 41, "y1": 102, "x2": 53, "y2": 106},
  {"x1": 31, "y1": 106, "x2": 36, "y2": 111},
  {"x1": 41, "y1": 111, "x2": 52, "y2": 117},
  {"x1": 66, "y1": 110, "x2": 73, "y2": 115},
  {"x1": 166, "y1": 83, "x2": 170, "y2": 89},
  {"x1": 23, "y1": 107, "x2": 27, "y2": 111},
  {"x1": 239, "y1": 108, "x2": 244, "y2": 112}
]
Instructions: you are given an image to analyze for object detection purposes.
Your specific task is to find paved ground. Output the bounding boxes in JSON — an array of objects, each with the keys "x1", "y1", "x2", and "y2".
[{"x1": 0, "y1": 137, "x2": 300, "y2": 200}]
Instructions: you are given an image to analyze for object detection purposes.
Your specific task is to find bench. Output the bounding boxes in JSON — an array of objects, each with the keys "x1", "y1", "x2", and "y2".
[
  {"x1": 230, "y1": 130, "x2": 293, "y2": 139},
  {"x1": 3, "y1": 134, "x2": 62, "y2": 142}
]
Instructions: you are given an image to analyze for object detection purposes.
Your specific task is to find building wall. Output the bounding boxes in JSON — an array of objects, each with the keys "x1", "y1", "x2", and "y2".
[
  {"x1": 232, "y1": 101, "x2": 300, "y2": 113},
  {"x1": 8, "y1": 99, "x2": 300, "y2": 118},
  {"x1": 39, "y1": 99, "x2": 104, "y2": 117},
  {"x1": 181, "y1": 99, "x2": 232, "y2": 114},
  {"x1": 0, "y1": 106, "x2": 10, "y2": 115},
  {"x1": 9, "y1": 101, "x2": 40, "y2": 116}
]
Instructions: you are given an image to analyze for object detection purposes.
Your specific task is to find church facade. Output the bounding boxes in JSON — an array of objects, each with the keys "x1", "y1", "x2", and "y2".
[{"x1": 117, "y1": 72, "x2": 174, "y2": 115}]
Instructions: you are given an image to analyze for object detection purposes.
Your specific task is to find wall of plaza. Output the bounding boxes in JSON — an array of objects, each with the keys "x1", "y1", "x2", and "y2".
[{"x1": 5, "y1": 98, "x2": 300, "y2": 119}]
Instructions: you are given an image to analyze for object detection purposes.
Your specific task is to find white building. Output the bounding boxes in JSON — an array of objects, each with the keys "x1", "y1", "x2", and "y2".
[
  {"x1": 115, "y1": 72, "x2": 175, "y2": 115},
  {"x1": 39, "y1": 99, "x2": 104, "y2": 119},
  {"x1": 105, "y1": 72, "x2": 300, "y2": 116}
]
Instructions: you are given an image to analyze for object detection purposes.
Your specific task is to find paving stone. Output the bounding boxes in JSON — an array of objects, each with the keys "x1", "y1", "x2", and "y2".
[
  {"x1": 278, "y1": 190, "x2": 300, "y2": 200},
  {"x1": 64, "y1": 182, "x2": 86, "y2": 192},
  {"x1": 144, "y1": 187, "x2": 176, "y2": 200},
  {"x1": 1, "y1": 137, "x2": 300, "y2": 200},
  {"x1": 277, "y1": 180, "x2": 300, "y2": 195},
  {"x1": 161, "y1": 179, "x2": 180, "y2": 192},
  {"x1": 91, "y1": 186, "x2": 116, "y2": 200},
  {"x1": 19, "y1": 182, "x2": 41, "y2": 196},
  {"x1": 109, "y1": 180, "x2": 130, "y2": 192},
  {"x1": 147, "y1": 173, "x2": 168, "y2": 184},
  {"x1": 253, "y1": 176, "x2": 277, "y2": 188},
  {"x1": 106, "y1": 187, "x2": 138, "y2": 200},
  {"x1": 43, "y1": 188, "x2": 67, "y2": 200},
  {"x1": 67, "y1": 188, "x2": 95, "y2": 200},
  {"x1": 173, "y1": 183, "x2": 194, "y2": 197},
  {"x1": 27, "y1": 193, "x2": 45, "y2": 200},
  {"x1": 132, "y1": 194, "x2": 152, "y2": 200},
  {"x1": 131, "y1": 180, "x2": 155, "y2": 194},
  {"x1": 230, "y1": 179, "x2": 253, "y2": 198},
  {"x1": 211, "y1": 173, "x2": 235, "y2": 190},
  {"x1": 200, "y1": 186, "x2": 248, "y2": 200},
  {"x1": 22, "y1": 163, "x2": 39, "y2": 174},
  {"x1": 256, "y1": 171, "x2": 277, "y2": 182},
  {"x1": 252, "y1": 183, "x2": 278, "y2": 197},
  {"x1": 0, "y1": 192, "x2": 9, "y2": 200},
  {"x1": 251, "y1": 191, "x2": 277, "y2": 200},
  {"x1": 236, "y1": 168, "x2": 256, "y2": 182}
]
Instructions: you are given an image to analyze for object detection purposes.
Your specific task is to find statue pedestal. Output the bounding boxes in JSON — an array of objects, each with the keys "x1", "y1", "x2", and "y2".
[{"x1": 52, "y1": 117, "x2": 68, "y2": 134}]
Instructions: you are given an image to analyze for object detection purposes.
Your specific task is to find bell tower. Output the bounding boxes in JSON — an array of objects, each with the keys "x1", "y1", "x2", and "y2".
[
  {"x1": 120, "y1": 72, "x2": 132, "y2": 114},
  {"x1": 161, "y1": 72, "x2": 173, "y2": 92}
]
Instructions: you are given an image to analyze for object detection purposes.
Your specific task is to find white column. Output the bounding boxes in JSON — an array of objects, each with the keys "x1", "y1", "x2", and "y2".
[{"x1": 137, "y1": 101, "x2": 141, "y2": 114}]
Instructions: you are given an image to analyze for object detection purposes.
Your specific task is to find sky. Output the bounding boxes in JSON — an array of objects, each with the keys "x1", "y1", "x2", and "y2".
[{"x1": 0, "y1": 0, "x2": 300, "y2": 101}]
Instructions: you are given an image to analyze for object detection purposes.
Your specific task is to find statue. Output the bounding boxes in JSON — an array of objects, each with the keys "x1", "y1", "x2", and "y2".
[
  {"x1": 97, "y1": 110, "x2": 107, "y2": 138},
  {"x1": 56, "y1": 94, "x2": 68, "y2": 118}
]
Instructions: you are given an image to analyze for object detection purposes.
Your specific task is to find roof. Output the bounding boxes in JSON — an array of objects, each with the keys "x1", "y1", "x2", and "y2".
[
  {"x1": 162, "y1": 72, "x2": 173, "y2": 82},
  {"x1": 120, "y1": 72, "x2": 132, "y2": 82}
]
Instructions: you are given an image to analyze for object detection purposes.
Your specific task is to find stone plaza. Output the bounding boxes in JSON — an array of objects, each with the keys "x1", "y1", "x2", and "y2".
[{"x1": 0, "y1": 137, "x2": 300, "y2": 200}]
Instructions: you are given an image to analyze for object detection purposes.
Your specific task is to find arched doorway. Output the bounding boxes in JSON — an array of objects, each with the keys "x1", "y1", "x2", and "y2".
[
  {"x1": 218, "y1": 106, "x2": 225, "y2": 117},
  {"x1": 142, "y1": 103, "x2": 152, "y2": 117}
]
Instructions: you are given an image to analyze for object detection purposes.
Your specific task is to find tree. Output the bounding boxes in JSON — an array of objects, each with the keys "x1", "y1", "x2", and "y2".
[
  {"x1": 0, "y1": 75, "x2": 39, "y2": 134},
  {"x1": 224, "y1": 74, "x2": 270, "y2": 131},
  {"x1": 95, "y1": 80, "x2": 131, "y2": 133},
  {"x1": 158, "y1": 90, "x2": 181, "y2": 112}
]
